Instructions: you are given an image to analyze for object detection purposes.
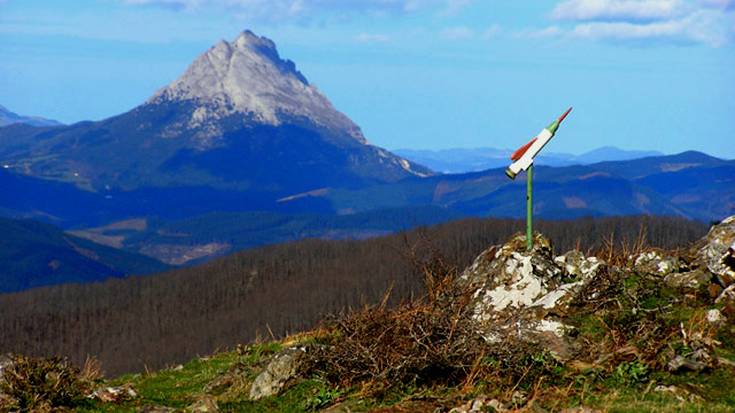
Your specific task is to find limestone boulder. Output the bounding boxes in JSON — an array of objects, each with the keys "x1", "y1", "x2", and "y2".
[
  {"x1": 693, "y1": 215, "x2": 735, "y2": 287},
  {"x1": 248, "y1": 346, "x2": 308, "y2": 400}
]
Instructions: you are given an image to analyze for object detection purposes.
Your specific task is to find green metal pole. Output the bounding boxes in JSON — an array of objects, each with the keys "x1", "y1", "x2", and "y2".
[{"x1": 526, "y1": 164, "x2": 533, "y2": 251}]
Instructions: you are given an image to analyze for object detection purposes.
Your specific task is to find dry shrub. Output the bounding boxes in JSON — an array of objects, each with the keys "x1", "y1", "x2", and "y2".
[
  {"x1": 309, "y1": 239, "x2": 562, "y2": 397},
  {"x1": 309, "y1": 241, "x2": 488, "y2": 395},
  {"x1": 0, "y1": 355, "x2": 96, "y2": 412},
  {"x1": 594, "y1": 225, "x2": 649, "y2": 267}
]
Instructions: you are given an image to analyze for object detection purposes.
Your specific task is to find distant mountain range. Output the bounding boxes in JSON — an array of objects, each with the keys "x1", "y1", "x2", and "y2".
[
  {"x1": 1, "y1": 149, "x2": 731, "y2": 268},
  {"x1": 0, "y1": 29, "x2": 732, "y2": 275},
  {"x1": 394, "y1": 146, "x2": 664, "y2": 173},
  {"x1": 0, "y1": 104, "x2": 62, "y2": 127},
  {"x1": 0, "y1": 218, "x2": 168, "y2": 293}
]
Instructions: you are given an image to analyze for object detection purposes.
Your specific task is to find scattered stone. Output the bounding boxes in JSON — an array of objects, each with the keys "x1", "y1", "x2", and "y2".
[
  {"x1": 0, "y1": 355, "x2": 14, "y2": 403},
  {"x1": 320, "y1": 399, "x2": 368, "y2": 413},
  {"x1": 653, "y1": 385, "x2": 703, "y2": 402},
  {"x1": 693, "y1": 215, "x2": 735, "y2": 286},
  {"x1": 664, "y1": 269, "x2": 711, "y2": 290},
  {"x1": 716, "y1": 284, "x2": 735, "y2": 304},
  {"x1": 706, "y1": 309, "x2": 724, "y2": 325},
  {"x1": 555, "y1": 250, "x2": 604, "y2": 279},
  {"x1": 248, "y1": 346, "x2": 308, "y2": 400},
  {"x1": 90, "y1": 384, "x2": 137, "y2": 403},
  {"x1": 667, "y1": 352, "x2": 710, "y2": 372},
  {"x1": 633, "y1": 251, "x2": 680, "y2": 276},
  {"x1": 187, "y1": 396, "x2": 219, "y2": 412},
  {"x1": 449, "y1": 396, "x2": 505, "y2": 413},
  {"x1": 0, "y1": 354, "x2": 13, "y2": 381},
  {"x1": 510, "y1": 390, "x2": 528, "y2": 408}
]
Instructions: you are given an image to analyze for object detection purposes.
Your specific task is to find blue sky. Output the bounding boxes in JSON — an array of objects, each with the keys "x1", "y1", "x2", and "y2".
[{"x1": 1, "y1": 0, "x2": 734, "y2": 157}]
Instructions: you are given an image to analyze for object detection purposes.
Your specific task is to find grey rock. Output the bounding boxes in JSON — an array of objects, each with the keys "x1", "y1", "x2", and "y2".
[
  {"x1": 667, "y1": 348, "x2": 712, "y2": 372},
  {"x1": 0, "y1": 354, "x2": 14, "y2": 399},
  {"x1": 554, "y1": 250, "x2": 605, "y2": 281},
  {"x1": 632, "y1": 251, "x2": 680, "y2": 275},
  {"x1": 249, "y1": 347, "x2": 308, "y2": 400},
  {"x1": 460, "y1": 233, "x2": 563, "y2": 321},
  {"x1": 706, "y1": 309, "x2": 725, "y2": 325},
  {"x1": 458, "y1": 234, "x2": 605, "y2": 360},
  {"x1": 450, "y1": 396, "x2": 506, "y2": 413},
  {"x1": 716, "y1": 284, "x2": 735, "y2": 304},
  {"x1": 653, "y1": 385, "x2": 704, "y2": 402},
  {"x1": 187, "y1": 396, "x2": 218, "y2": 412},
  {"x1": 694, "y1": 215, "x2": 735, "y2": 286},
  {"x1": 664, "y1": 269, "x2": 711, "y2": 289},
  {"x1": 90, "y1": 384, "x2": 137, "y2": 403}
]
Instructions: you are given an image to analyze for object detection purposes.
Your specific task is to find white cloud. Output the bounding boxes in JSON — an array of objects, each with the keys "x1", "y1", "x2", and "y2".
[
  {"x1": 440, "y1": 26, "x2": 474, "y2": 40},
  {"x1": 573, "y1": 9, "x2": 730, "y2": 45},
  {"x1": 552, "y1": 0, "x2": 685, "y2": 21},
  {"x1": 356, "y1": 32, "x2": 391, "y2": 43},
  {"x1": 545, "y1": 0, "x2": 734, "y2": 46},
  {"x1": 121, "y1": 0, "x2": 470, "y2": 20}
]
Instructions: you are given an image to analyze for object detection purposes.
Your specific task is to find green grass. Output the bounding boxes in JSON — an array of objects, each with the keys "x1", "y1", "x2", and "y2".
[
  {"x1": 74, "y1": 339, "x2": 735, "y2": 413},
  {"x1": 73, "y1": 268, "x2": 735, "y2": 413}
]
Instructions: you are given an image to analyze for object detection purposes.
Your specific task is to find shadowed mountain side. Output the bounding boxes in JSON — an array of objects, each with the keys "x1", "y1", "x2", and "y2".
[
  {"x1": 453, "y1": 175, "x2": 685, "y2": 219},
  {"x1": 0, "y1": 168, "x2": 332, "y2": 227},
  {"x1": 321, "y1": 154, "x2": 735, "y2": 222},
  {"x1": 0, "y1": 104, "x2": 62, "y2": 127},
  {"x1": 0, "y1": 218, "x2": 169, "y2": 293},
  {"x1": 73, "y1": 207, "x2": 464, "y2": 265}
]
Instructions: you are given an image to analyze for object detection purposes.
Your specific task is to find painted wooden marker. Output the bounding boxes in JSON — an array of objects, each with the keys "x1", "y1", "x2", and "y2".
[
  {"x1": 505, "y1": 108, "x2": 573, "y2": 250},
  {"x1": 505, "y1": 107, "x2": 572, "y2": 180}
]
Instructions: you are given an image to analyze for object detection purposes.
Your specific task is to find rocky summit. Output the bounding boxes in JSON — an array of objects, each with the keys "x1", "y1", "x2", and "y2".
[
  {"x1": 149, "y1": 30, "x2": 366, "y2": 145},
  {"x1": 0, "y1": 30, "x2": 430, "y2": 193}
]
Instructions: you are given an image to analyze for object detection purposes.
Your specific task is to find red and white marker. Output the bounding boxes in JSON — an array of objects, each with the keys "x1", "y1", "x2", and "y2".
[{"x1": 505, "y1": 107, "x2": 572, "y2": 179}]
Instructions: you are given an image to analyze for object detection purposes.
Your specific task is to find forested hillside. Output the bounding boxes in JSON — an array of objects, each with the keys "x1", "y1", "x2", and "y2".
[
  {"x1": 0, "y1": 215, "x2": 707, "y2": 376},
  {"x1": 0, "y1": 218, "x2": 169, "y2": 293}
]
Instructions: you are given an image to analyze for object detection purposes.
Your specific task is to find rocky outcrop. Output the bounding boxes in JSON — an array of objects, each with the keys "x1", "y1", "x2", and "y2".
[
  {"x1": 693, "y1": 215, "x2": 735, "y2": 288},
  {"x1": 459, "y1": 233, "x2": 605, "y2": 360},
  {"x1": 458, "y1": 215, "x2": 735, "y2": 362},
  {"x1": 632, "y1": 250, "x2": 680, "y2": 276},
  {"x1": 249, "y1": 347, "x2": 308, "y2": 400}
]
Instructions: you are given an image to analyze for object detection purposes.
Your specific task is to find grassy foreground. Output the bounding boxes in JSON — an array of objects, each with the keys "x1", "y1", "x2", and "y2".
[{"x1": 70, "y1": 336, "x2": 733, "y2": 413}]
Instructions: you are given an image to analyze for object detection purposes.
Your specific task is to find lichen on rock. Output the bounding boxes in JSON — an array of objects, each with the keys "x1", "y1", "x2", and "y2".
[
  {"x1": 457, "y1": 233, "x2": 609, "y2": 360},
  {"x1": 632, "y1": 250, "x2": 680, "y2": 276},
  {"x1": 694, "y1": 215, "x2": 735, "y2": 288},
  {"x1": 248, "y1": 346, "x2": 308, "y2": 400}
]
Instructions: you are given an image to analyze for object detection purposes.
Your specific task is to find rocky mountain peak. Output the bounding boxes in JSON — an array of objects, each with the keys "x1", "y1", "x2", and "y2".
[{"x1": 148, "y1": 30, "x2": 366, "y2": 143}]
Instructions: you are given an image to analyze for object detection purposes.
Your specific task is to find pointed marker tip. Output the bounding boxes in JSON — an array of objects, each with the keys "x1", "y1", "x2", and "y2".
[{"x1": 558, "y1": 107, "x2": 572, "y2": 124}]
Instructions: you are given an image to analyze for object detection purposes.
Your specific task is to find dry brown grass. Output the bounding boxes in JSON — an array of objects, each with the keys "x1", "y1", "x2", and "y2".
[
  {"x1": 0, "y1": 355, "x2": 98, "y2": 412},
  {"x1": 308, "y1": 240, "x2": 563, "y2": 398}
]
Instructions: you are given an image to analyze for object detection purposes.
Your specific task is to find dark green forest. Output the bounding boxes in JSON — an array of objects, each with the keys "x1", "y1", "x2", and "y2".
[{"x1": 0, "y1": 215, "x2": 707, "y2": 376}]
